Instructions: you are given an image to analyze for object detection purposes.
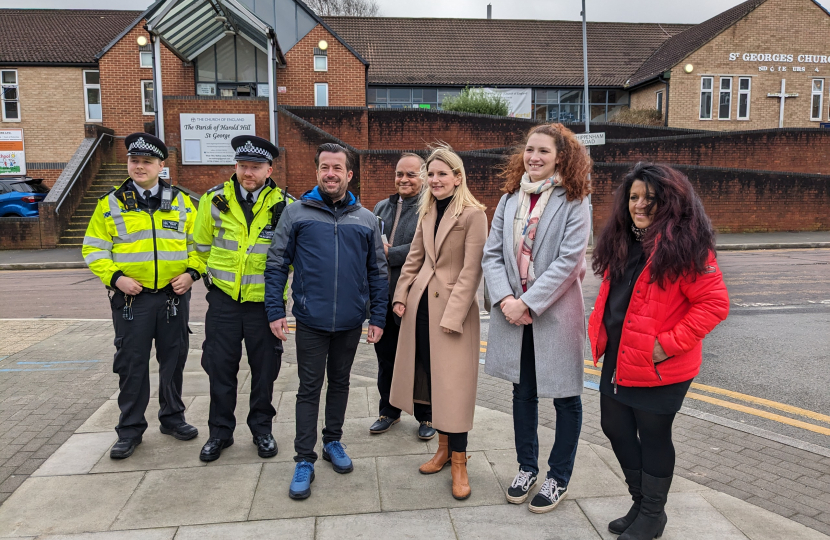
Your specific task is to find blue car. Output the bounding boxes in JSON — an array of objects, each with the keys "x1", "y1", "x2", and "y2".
[{"x1": 0, "y1": 178, "x2": 49, "y2": 217}]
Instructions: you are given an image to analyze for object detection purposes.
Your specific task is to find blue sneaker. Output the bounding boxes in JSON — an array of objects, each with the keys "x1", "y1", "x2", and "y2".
[
  {"x1": 323, "y1": 441, "x2": 353, "y2": 473},
  {"x1": 289, "y1": 461, "x2": 315, "y2": 500}
]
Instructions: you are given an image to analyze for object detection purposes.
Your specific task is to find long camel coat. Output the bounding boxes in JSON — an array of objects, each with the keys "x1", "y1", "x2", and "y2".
[{"x1": 390, "y1": 203, "x2": 488, "y2": 433}]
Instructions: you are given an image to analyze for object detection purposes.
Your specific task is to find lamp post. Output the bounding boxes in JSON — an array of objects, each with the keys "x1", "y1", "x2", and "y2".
[{"x1": 581, "y1": 0, "x2": 593, "y2": 244}]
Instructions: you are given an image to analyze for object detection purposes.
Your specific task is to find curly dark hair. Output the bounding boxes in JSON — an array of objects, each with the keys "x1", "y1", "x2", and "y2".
[
  {"x1": 592, "y1": 162, "x2": 716, "y2": 287},
  {"x1": 499, "y1": 123, "x2": 592, "y2": 201}
]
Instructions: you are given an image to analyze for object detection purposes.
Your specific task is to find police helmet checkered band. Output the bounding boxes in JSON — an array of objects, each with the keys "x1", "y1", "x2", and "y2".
[
  {"x1": 237, "y1": 140, "x2": 273, "y2": 161},
  {"x1": 128, "y1": 137, "x2": 164, "y2": 159}
]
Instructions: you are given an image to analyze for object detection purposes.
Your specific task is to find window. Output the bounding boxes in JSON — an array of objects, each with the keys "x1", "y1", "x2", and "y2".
[
  {"x1": 656, "y1": 90, "x2": 663, "y2": 113},
  {"x1": 314, "y1": 55, "x2": 328, "y2": 71},
  {"x1": 140, "y1": 51, "x2": 153, "y2": 68},
  {"x1": 315, "y1": 83, "x2": 328, "y2": 106},
  {"x1": 718, "y1": 77, "x2": 732, "y2": 120},
  {"x1": 1, "y1": 70, "x2": 20, "y2": 121},
  {"x1": 195, "y1": 35, "x2": 270, "y2": 99},
  {"x1": 737, "y1": 77, "x2": 751, "y2": 120},
  {"x1": 811, "y1": 79, "x2": 824, "y2": 121},
  {"x1": 83, "y1": 70, "x2": 101, "y2": 122},
  {"x1": 141, "y1": 80, "x2": 154, "y2": 115},
  {"x1": 700, "y1": 77, "x2": 713, "y2": 120}
]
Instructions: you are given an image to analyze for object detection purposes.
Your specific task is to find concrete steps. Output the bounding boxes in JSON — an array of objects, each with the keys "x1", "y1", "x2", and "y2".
[{"x1": 58, "y1": 164, "x2": 127, "y2": 247}]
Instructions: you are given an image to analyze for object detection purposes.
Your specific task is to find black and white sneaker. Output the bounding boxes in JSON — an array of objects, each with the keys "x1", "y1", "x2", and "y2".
[
  {"x1": 506, "y1": 469, "x2": 537, "y2": 504},
  {"x1": 528, "y1": 477, "x2": 567, "y2": 513}
]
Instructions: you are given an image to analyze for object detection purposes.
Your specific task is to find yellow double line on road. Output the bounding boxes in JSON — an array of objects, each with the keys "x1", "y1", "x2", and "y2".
[{"x1": 478, "y1": 338, "x2": 830, "y2": 437}]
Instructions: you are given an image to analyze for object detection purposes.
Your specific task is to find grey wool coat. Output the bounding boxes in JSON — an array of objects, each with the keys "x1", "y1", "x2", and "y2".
[{"x1": 481, "y1": 187, "x2": 591, "y2": 398}]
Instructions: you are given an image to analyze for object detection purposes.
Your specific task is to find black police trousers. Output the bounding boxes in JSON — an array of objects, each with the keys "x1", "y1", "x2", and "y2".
[
  {"x1": 201, "y1": 288, "x2": 283, "y2": 440},
  {"x1": 110, "y1": 289, "x2": 190, "y2": 440}
]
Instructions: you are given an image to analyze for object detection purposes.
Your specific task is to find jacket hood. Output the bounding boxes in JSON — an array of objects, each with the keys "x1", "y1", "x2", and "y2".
[{"x1": 302, "y1": 186, "x2": 357, "y2": 206}]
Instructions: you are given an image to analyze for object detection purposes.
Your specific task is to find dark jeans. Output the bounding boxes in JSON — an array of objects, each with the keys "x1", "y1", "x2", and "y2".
[
  {"x1": 201, "y1": 288, "x2": 283, "y2": 440},
  {"x1": 294, "y1": 322, "x2": 362, "y2": 462},
  {"x1": 374, "y1": 301, "x2": 431, "y2": 422},
  {"x1": 110, "y1": 289, "x2": 190, "y2": 439},
  {"x1": 417, "y1": 294, "x2": 466, "y2": 453},
  {"x1": 513, "y1": 324, "x2": 582, "y2": 486},
  {"x1": 600, "y1": 393, "x2": 677, "y2": 477}
]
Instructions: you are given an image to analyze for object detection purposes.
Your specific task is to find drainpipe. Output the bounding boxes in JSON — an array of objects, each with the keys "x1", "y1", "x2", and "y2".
[{"x1": 658, "y1": 70, "x2": 670, "y2": 127}]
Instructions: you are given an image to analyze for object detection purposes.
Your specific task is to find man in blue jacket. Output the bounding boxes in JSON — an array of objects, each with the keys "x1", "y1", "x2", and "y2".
[{"x1": 265, "y1": 143, "x2": 388, "y2": 500}]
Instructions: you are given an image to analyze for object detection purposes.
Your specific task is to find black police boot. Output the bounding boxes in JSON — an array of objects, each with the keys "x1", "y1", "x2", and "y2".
[
  {"x1": 609, "y1": 468, "x2": 642, "y2": 534},
  {"x1": 160, "y1": 422, "x2": 199, "y2": 441},
  {"x1": 199, "y1": 437, "x2": 234, "y2": 462},
  {"x1": 110, "y1": 436, "x2": 142, "y2": 459},
  {"x1": 253, "y1": 433, "x2": 278, "y2": 458},
  {"x1": 618, "y1": 472, "x2": 672, "y2": 540}
]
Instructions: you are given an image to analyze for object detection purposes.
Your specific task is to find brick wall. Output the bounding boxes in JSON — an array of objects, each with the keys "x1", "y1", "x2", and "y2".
[
  {"x1": 0, "y1": 66, "x2": 88, "y2": 163},
  {"x1": 593, "y1": 129, "x2": 830, "y2": 175},
  {"x1": 162, "y1": 96, "x2": 275, "y2": 193},
  {"x1": 630, "y1": 80, "x2": 667, "y2": 116},
  {"x1": 281, "y1": 107, "x2": 369, "y2": 148},
  {"x1": 590, "y1": 163, "x2": 830, "y2": 233},
  {"x1": 26, "y1": 168, "x2": 63, "y2": 189},
  {"x1": 100, "y1": 22, "x2": 194, "y2": 137},
  {"x1": 666, "y1": 0, "x2": 830, "y2": 130},
  {"x1": 0, "y1": 217, "x2": 41, "y2": 249},
  {"x1": 277, "y1": 24, "x2": 366, "y2": 107}
]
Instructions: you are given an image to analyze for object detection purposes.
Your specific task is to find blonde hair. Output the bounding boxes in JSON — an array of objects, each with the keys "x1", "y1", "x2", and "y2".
[{"x1": 418, "y1": 144, "x2": 485, "y2": 221}]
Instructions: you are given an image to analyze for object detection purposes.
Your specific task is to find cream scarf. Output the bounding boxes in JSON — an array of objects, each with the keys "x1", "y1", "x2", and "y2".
[{"x1": 513, "y1": 172, "x2": 562, "y2": 287}]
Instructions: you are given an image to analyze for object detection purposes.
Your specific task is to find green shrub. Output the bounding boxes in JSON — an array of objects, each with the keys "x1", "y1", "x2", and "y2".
[
  {"x1": 609, "y1": 107, "x2": 663, "y2": 125},
  {"x1": 441, "y1": 87, "x2": 509, "y2": 116}
]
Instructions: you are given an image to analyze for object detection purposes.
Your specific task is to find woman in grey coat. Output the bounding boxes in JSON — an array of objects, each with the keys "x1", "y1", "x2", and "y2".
[{"x1": 481, "y1": 123, "x2": 592, "y2": 514}]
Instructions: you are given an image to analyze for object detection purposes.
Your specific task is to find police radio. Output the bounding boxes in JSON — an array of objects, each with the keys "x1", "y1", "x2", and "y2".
[{"x1": 160, "y1": 187, "x2": 173, "y2": 211}]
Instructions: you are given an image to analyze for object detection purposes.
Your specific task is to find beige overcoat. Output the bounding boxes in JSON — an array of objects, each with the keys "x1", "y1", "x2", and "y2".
[{"x1": 390, "y1": 203, "x2": 487, "y2": 433}]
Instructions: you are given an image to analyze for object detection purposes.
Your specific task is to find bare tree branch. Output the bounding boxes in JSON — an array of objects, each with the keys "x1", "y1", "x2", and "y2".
[{"x1": 306, "y1": 0, "x2": 380, "y2": 16}]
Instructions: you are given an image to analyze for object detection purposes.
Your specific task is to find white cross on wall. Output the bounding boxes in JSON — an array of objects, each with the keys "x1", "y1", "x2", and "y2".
[{"x1": 767, "y1": 79, "x2": 799, "y2": 128}]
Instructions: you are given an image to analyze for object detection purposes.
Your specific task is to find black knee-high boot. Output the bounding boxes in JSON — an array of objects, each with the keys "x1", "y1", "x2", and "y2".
[
  {"x1": 609, "y1": 468, "x2": 642, "y2": 535},
  {"x1": 618, "y1": 472, "x2": 672, "y2": 540}
]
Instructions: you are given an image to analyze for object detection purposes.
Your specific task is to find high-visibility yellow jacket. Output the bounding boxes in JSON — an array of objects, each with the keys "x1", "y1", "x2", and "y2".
[
  {"x1": 193, "y1": 176, "x2": 291, "y2": 303},
  {"x1": 83, "y1": 179, "x2": 203, "y2": 290}
]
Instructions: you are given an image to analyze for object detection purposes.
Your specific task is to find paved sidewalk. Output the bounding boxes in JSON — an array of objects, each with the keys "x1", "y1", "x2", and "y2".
[{"x1": 0, "y1": 324, "x2": 827, "y2": 539}]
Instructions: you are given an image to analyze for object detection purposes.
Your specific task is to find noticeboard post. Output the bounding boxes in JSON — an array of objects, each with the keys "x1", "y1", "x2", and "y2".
[{"x1": 0, "y1": 129, "x2": 25, "y2": 176}]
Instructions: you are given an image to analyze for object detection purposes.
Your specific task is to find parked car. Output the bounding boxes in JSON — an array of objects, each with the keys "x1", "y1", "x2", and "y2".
[{"x1": 0, "y1": 177, "x2": 49, "y2": 217}]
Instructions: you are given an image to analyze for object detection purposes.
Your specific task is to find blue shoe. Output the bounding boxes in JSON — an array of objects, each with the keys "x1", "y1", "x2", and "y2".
[
  {"x1": 289, "y1": 461, "x2": 315, "y2": 500},
  {"x1": 323, "y1": 441, "x2": 353, "y2": 473}
]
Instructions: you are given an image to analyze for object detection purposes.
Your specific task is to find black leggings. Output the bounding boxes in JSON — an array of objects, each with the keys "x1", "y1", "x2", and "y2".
[
  {"x1": 416, "y1": 294, "x2": 468, "y2": 454},
  {"x1": 600, "y1": 393, "x2": 677, "y2": 478}
]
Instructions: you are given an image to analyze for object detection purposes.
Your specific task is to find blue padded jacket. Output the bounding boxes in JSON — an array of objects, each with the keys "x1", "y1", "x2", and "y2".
[{"x1": 265, "y1": 187, "x2": 388, "y2": 331}]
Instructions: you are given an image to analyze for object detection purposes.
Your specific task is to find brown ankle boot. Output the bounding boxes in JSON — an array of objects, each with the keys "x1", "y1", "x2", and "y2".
[
  {"x1": 451, "y1": 452, "x2": 471, "y2": 500},
  {"x1": 419, "y1": 434, "x2": 450, "y2": 474}
]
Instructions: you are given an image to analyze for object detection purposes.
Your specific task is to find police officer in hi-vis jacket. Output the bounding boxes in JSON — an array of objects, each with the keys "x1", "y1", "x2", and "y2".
[{"x1": 83, "y1": 133, "x2": 203, "y2": 459}]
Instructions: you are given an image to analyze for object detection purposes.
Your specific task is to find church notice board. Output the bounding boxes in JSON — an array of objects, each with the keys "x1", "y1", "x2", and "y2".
[
  {"x1": 0, "y1": 129, "x2": 25, "y2": 176},
  {"x1": 179, "y1": 114, "x2": 255, "y2": 165}
]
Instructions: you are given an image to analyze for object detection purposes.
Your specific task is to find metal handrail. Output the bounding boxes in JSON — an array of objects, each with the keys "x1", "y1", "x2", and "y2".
[{"x1": 54, "y1": 132, "x2": 116, "y2": 214}]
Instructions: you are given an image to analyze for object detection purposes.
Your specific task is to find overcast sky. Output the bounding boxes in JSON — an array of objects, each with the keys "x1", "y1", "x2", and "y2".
[{"x1": 0, "y1": 0, "x2": 763, "y2": 24}]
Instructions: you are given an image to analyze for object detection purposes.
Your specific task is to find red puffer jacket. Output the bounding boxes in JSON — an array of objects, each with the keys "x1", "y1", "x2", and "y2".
[{"x1": 588, "y1": 252, "x2": 729, "y2": 387}]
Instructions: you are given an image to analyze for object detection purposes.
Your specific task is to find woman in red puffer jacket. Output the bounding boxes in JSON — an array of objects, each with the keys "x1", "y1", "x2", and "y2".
[{"x1": 588, "y1": 163, "x2": 729, "y2": 540}]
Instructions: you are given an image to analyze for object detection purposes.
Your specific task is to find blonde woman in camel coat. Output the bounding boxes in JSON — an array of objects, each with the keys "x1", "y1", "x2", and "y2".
[{"x1": 390, "y1": 145, "x2": 487, "y2": 501}]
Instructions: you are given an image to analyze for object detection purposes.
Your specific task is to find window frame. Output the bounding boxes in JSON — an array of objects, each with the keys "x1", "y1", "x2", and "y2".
[
  {"x1": 139, "y1": 51, "x2": 153, "y2": 68},
  {"x1": 313, "y1": 55, "x2": 328, "y2": 72},
  {"x1": 83, "y1": 70, "x2": 102, "y2": 122},
  {"x1": 1, "y1": 69, "x2": 21, "y2": 122},
  {"x1": 314, "y1": 83, "x2": 329, "y2": 106},
  {"x1": 737, "y1": 77, "x2": 751, "y2": 120},
  {"x1": 655, "y1": 90, "x2": 663, "y2": 113},
  {"x1": 141, "y1": 80, "x2": 155, "y2": 116},
  {"x1": 699, "y1": 76, "x2": 714, "y2": 120},
  {"x1": 718, "y1": 77, "x2": 732, "y2": 120},
  {"x1": 811, "y1": 78, "x2": 824, "y2": 121}
]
